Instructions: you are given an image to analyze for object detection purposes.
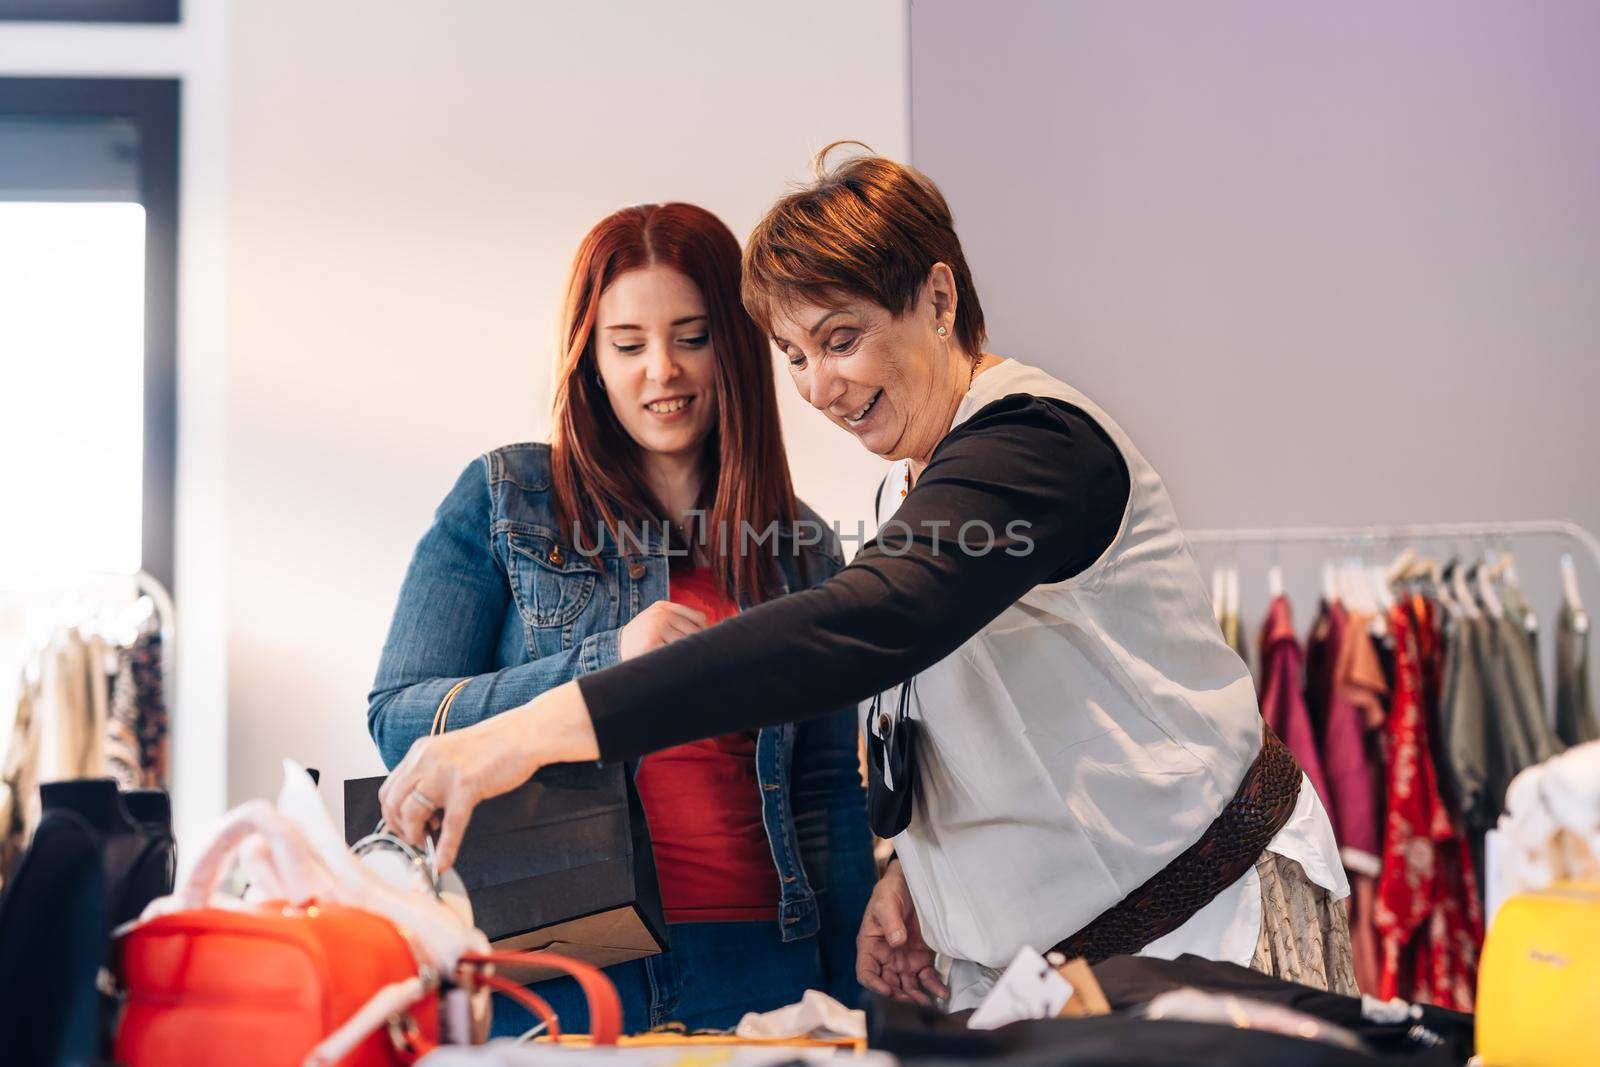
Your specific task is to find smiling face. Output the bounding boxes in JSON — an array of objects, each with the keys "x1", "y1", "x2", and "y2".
[
  {"x1": 592, "y1": 264, "x2": 719, "y2": 464},
  {"x1": 768, "y1": 265, "x2": 970, "y2": 464}
]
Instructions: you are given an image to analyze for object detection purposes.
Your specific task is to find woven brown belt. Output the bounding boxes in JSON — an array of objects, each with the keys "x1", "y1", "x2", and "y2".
[{"x1": 1050, "y1": 728, "x2": 1303, "y2": 964}]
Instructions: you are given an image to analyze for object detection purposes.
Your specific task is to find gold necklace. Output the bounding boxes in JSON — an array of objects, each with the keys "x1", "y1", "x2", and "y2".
[{"x1": 903, "y1": 354, "x2": 986, "y2": 499}]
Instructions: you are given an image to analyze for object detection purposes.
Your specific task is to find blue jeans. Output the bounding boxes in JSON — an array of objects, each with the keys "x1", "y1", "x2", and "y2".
[{"x1": 489, "y1": 921, "x2": 827, "y2": 1037}]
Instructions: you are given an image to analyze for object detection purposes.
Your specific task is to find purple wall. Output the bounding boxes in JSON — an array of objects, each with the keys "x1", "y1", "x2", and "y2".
[{"x1": 911, "y1": 0, "x2": 1600, "y2": 626}]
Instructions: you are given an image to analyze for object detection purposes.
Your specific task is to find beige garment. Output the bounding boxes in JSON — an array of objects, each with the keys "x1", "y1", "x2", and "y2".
[
  {"x1": 0, "y1": 684, "x2": 41, "y2": 886},
  {"x1": 0, "y1": 631, "x2": 116, "y2": 891},
  {"x1": 36, "y1": 631, "x2": 109, "y2": 787},
  {"x1": 1249, "y1": 850, "x2": 1359, "y2": 996}
]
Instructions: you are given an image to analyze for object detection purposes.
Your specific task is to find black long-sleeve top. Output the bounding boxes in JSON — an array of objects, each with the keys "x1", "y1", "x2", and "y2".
[{"x1": 578, "y1": 393, "x2": 1132, "y2": 761}]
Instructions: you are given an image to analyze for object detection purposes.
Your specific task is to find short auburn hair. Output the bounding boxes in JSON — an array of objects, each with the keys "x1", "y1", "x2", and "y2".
[{"x1": 742, "y1": 143, "x2": 987, "y2": 356}]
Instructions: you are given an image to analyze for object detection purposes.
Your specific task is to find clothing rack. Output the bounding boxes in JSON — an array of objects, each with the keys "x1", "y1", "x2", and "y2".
[
  {"x1": 1, "y1": 569, "x2": 175, "y2": 717},
  {"x1": 1185, "y1": 519, "x2": 1600, "y2": 577}
]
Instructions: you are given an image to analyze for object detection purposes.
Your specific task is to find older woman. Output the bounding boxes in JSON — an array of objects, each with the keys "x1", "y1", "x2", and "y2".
[{"x1": 380, "y1": 148, "x2": 1355, "y2": 1009}]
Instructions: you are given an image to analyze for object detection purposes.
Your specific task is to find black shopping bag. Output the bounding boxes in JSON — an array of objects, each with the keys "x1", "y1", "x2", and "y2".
[{"x1": 344, "y1": 762, "x2": 665, "y2": 983}]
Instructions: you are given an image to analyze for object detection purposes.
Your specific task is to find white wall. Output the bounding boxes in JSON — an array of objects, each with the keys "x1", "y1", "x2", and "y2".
[
  {"x1": 0, "y1": 5, "x2": 232, "y2": 853},
  {"x1": 226, "y1": 1, "x2": 906, "y2": 818},
  {"x1": 910, "y1": 0, "x2": 1600, "y2": 633}
]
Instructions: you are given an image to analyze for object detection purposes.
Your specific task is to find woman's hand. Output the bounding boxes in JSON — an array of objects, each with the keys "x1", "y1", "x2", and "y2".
[
  {"x1": 857, "y1": 859, "x2": 949, "y2": 1005},
  {"x1": 377, "y1": 682, "x2": 600, "y2": 872},
  {"x1": 619, "y1": 601, "x2": 707, "y2": 661}
]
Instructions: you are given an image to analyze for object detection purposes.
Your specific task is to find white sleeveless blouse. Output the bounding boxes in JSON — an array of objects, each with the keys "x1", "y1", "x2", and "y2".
[{"x1": 871, "y1": 358, "x2": 1345, "y2": 1007}]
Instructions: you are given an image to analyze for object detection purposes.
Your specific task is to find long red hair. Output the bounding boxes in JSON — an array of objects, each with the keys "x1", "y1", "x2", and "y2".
[{"x1": 550, "y1": 203, "x2": 800, "y2": 605}]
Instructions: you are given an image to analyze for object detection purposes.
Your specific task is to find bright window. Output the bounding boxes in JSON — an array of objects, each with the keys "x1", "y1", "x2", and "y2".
[{"x1": 0, "y1": 201, "x2": 147, "y2": 584}]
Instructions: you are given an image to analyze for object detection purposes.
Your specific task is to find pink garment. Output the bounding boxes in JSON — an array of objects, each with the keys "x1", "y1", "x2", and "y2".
[
  {"x1": 1306, "y1": 600, "x2": 1383, "y2": 995},
  {"x1": 1325, "y1": 609, "x2": 1386, "y2": 871},
  {"x1": 1257, "y1": 595, "x2": 1334, "y2": 810}
]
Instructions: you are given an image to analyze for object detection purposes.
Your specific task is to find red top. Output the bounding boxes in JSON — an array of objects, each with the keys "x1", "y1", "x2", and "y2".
[{"x1": 633, "y1": 565, "x2": 780, "y2": 923}]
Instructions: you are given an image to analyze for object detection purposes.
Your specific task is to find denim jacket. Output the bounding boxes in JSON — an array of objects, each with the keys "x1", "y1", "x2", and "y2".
[{"x1": 368, "y1": 443, "x2": 875, "y2": 1000}]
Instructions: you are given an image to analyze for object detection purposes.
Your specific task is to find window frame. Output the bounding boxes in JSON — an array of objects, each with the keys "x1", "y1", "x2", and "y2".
[
  {"x1": 0, "y1": 0, "x2": 178, "y2": 23},
  {"x1": 0, "y1": 77, "x2": 180, "y2": 593}
]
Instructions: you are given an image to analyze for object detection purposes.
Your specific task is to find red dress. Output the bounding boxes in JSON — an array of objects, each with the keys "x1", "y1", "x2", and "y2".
[{"x1": 1373, "y1": 599, "x2": 1482, "y2": 1009}]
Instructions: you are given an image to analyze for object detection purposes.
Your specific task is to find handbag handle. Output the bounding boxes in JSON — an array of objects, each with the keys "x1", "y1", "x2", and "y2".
[
  {"x1": 177, "y1": 800, "x2": 340, "y2": 911},
  {"x1": 310, "y1": 948, "x2": 621, "y2": 1065},
  {"x1": 431, "y1": 678, "x2": 471, "y2": 737},
  {"x1": 461, "y1": 950, "x2": 623, "y2": 1045},
  {"x1": 162, "y1": 793, "x2": 487, "y2": 976}
]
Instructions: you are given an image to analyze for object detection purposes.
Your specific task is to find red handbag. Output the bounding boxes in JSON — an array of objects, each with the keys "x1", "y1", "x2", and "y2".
[
  {"x1": 111, "y1": 787, "x2": 622, "y2": 1066},
  {"x1": 115, "y1": 901, "x2": 621, "y2": 1066},
  {"x1": 115, "y1": 901, "x2": 439, "y2": 1067},
  {"x1": 112, "y1": 908, "x2": 620, "y2": 1062}
]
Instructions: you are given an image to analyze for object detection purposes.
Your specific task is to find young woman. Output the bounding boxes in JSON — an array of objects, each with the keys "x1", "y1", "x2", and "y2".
[{"x1": 367, "y1": 203, "x2": 874, "y2": 1033}]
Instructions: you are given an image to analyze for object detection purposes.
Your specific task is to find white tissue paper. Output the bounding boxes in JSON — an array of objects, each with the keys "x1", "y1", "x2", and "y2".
[
  {"x1": 1485, "y1": 740, "x2": 1600, "y2": 928},
  {"x1": 735, "y1": 988, "x2": 866, "y2": 1039}
]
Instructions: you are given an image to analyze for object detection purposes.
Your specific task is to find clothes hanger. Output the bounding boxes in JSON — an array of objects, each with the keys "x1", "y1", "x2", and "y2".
[
  {"x1": 1343, "y1": 544, "x2": 1388, "y2": 635},
  {"x1": 1427, "y1": 554, "x2": 1462, "y2": 618},
  {"x1": 1266, "y1": 544, "x2": 1284, "y2": 601},
  {"x1": 1367, "y1": 538, "x2": 1397, "y2": 612},
  {"x1": 1322, "y1": 557, "x2": 1340, "y2": 605},
  {"x1": 1492, "y1": 541, "x2": 1537, "y2": 633},
  {"x1": 1211, "y1": 564, "x2": 1227, "y2": 625},
  {"x1": 1446, "y1": 556, "x2": 1483, "y2": 621},
  {"x1": 1339, "y1": 553, "x2": 1366, "y2": 613},
  {"x1": 1560, "y1": 553, "x2": 1587, "y2": 622},
  {"x1": 1473, "y1": 558, "x2": 1504, "y2": 619},
  {"x1": 1496, "y1": 547, "x2": 1522, "y2": 591},
  {"x1": 1224, "y1": 561, "x2": 1242, "y2": 626},
  {"x1": 1384, "y1": 547, "x2": 1418, "y2": 589}
]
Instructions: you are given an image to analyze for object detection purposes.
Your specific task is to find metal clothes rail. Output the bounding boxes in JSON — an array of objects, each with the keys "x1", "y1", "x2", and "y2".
[{"x1": 1184, "y1": 520, "x2": 1600, "y2": 577}]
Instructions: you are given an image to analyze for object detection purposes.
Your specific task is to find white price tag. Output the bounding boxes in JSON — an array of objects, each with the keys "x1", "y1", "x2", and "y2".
[{"x1": 967, "y1": 946, "x2": 1074, "y2": 1031}]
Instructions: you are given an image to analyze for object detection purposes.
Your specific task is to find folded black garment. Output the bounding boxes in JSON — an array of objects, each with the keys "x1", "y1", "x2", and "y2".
[
  {"x1": 873, "y1": 1014, "x2": 1456, "y2": 1067},
  {"x1": 864, "y1": 953, "x2": 1472, "y2": 1067},
  {"x1": 0, "y1": 808, "x2": 107, "y2": 1067},
  {"x1": 1093, "y1": 955, "x2": 1473, "y2": 1062}
]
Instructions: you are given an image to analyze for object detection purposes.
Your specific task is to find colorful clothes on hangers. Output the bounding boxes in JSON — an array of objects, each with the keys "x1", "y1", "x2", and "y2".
[{"x1": 106, "y1": 630, "x2": 168, "y2": 790}]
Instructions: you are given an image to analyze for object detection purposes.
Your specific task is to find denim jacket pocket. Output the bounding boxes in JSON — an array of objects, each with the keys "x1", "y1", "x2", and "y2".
[{"x1": 507, "y1": 530, "x2": 599, "y2": 628}]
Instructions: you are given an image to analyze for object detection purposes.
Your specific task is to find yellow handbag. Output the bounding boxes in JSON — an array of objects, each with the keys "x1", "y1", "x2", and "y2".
[{"x1": 1476, "y1": 881, "x2": 1600, "y2": 1066}]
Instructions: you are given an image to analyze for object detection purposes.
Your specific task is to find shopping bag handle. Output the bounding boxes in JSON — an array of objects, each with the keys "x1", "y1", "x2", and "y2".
[
  {"x1": 460, "y1": 950, "x2": 623, "y2": 1045},
  {"x1": 307, "y1": 948, "x2": 618, "y2": 1065}
]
